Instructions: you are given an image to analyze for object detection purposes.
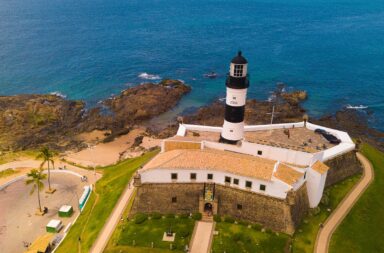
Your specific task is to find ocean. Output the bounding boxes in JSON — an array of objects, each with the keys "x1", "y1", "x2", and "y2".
[{"x1": 0, "y1": 0, "x2": 383, "y2": 130}]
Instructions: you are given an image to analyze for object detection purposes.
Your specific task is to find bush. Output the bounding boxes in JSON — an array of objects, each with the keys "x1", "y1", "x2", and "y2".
[
  {"x1": 166, "y1": 213, "x2": 175, "y2": 219},
  {"x1": 151, "y1": 212, "x2": 162, "y2": 219},
  {"x1": 252, "y1": 223, "x2": 262, "y2": 231},
  {"x1": 224, "y1": 216, "x2": 235, "y2": 223},
  {"x1": 213, "y1": 214, "x2": 221, "y2": 222},
  {"x1": 179, "y1": 213, "x2": 189, "y2": 219},
  {"x1": 134, "y1": 213, "x2": 148, "y2": 224},
  {"x1": 179, "y1": 228, "x2": 190, "y2": 238},
  {"x1": 192, "y1": 212, "x2": 202, "y2": 220},
  {"x1": 238, "y1": 220, "x2": 249, "y2": 226},
  {"x1": 309, "y1": 207, "x2": 321, "y2": 216}
]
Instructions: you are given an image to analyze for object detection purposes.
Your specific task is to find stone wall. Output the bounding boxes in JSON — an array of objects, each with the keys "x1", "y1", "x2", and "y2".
[
  {"x1": 131, "y1": 183, "x2": 203, "y2": 215},
  {"x1": 325, "y1": 151, "x2": 363, "y2": 187},
  {"x1": 131, "y1": 182, "x2": 309, "y2": 234}
]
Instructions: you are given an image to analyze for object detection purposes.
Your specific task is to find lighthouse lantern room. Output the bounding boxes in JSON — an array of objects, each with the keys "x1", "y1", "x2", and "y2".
[{"x1": 220, "y1": 51, "x2": 250, "y2": 144}]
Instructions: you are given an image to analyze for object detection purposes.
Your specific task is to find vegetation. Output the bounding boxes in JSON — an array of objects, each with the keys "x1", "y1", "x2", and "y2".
[
  {"x1": 0, "y1": 168, "x2": 17, "y2": 178},
  {"x1": 212, "y1": 221, "x2": 290, "y2": 253},
  {"x1": 0, "y1": 149, "x2": 39, "y2": 165},
  {"x1": 36, "y1": 147, "x2": 56, "y2": 191},
  {"x1": 211, "y1": 173, "x2": 361, "y2": 253},
  {"x1": 330, "y1": 144, "x2": 384, "y2": 253},
  {"x1": 25, "y1": 168, "x2": 47, "y2": 212},
  {"x1": 56, "y1": 150, "x2": 159, "y2": 253},
  {"x1": 105, "y1": 214, "x2": 195, "y2": 253},
  {"x1": 292, "y1": 174, "x2": 361, "y2": 252}
]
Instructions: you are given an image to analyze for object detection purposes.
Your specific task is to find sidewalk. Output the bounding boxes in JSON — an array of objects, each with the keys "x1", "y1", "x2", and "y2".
[
  {"x1": 314, "y1": 152, "x2": 374, "y2": 253},
  {"x1": 90, "y1": 181, "x2": 135, "y2": 253},
  {"x1": 190, "y1": 221, "x2": 215, "y2": 253}
]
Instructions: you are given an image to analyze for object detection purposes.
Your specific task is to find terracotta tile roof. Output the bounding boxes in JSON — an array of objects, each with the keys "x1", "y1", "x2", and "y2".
[
  {"x1": 273, "y1": 163, "x2": 304, "y2": 185},
  {"x1": 142, "y1": 149, "x2": 277, "y2": 181},
  {"x1": 163, "y1": 141, "x2": 201, "y2": 151},
  {"x1": 311, "y1": 160, "x2": 330, "y2": 174}
]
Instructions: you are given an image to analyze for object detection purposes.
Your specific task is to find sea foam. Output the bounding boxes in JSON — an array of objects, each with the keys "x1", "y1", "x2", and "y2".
[
  {"x1": 50, "y1": 91, "x2": 67, "y2": 98},
  {"x1": 138, "y1": 72, "x2": 161, "y2": 80},
  {"x1": 346, "y1": 104, "x2": 368, "y2": 110}
]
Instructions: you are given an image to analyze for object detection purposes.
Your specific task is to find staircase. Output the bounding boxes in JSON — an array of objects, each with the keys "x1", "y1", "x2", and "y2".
[{"x1": 202, "y1": 212, "x2": 213, "y2": 222}]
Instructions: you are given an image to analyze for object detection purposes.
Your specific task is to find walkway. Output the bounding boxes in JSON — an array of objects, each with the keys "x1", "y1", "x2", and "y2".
[
  {"x1": 314, "y1": 152, "x2": 374, "y2": 253},
  {"x1": 190, "y1": 221, "x2": 215, "y2": 253},
  {"x1": 90, "y1": 181, "x2": 135, "y2": 253}
]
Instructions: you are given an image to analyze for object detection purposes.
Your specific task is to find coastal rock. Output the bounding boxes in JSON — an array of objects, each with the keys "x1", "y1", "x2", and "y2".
[{"x1": 281, "y1": 90, "x2": 307, "y2": 105}]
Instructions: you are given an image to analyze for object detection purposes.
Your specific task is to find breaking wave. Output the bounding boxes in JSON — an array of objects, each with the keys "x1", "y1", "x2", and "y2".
[
  {"x1": 138, "y1": 72, "x2": 161, "y2": 80},
  {"x1": 346, "y1": 104, "x2": 368, "y2": 109},
  {"x1": 50, "y1": 91, "x2": 67, "y2": 98}
]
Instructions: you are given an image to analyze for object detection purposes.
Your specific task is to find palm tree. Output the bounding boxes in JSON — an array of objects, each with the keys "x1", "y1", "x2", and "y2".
[
  {"x1": 36, "y1": 147, "x2": 55, "y2": 192},
  {"x1": 25, "y1": 168, "x2": 47, "y2": 213}
]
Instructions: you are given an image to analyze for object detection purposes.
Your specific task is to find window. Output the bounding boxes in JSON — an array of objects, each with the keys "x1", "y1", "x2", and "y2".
[
  {"x1": 207, "y1": 174, "x2": 213, "y2": 180},
  {"x1": 237, "y1": 204, "x2": 243, "y2": 210},
  {"x1": 245, "y1": 181, "x2": 252, "y2": 188},
  {"x1": 225, "y1": 176, "x2": 231, "y2": 184},
  {"x1": 171, "y1": 173, "x2": 178, "y2": 180},
  {"x1": 260, "y1": 184, "x2": 266, "y2": 191},
  {"x1": 234, "y1": 64, "x2": 244, "y2": 77},
  {"x1": 190, "y1": 173, "x2": 197, "y2": 180},
  {"x1": 233, "y1": 178, "x2": 239, "y2": 185},
  {"x1": 304, "y1": 172, "x2": 307, "y2": 179},
  {"x1": 172, "y1": 197, "x2": 177, "y2": 203},
  {"x1": 257, "y1": 150, "x2": 263, "y2": 155}
]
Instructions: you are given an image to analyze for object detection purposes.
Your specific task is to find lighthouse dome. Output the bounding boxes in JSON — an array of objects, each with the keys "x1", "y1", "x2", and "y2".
[{"x1": 231, "y1": 51, "x2": 248, "y2": 64}]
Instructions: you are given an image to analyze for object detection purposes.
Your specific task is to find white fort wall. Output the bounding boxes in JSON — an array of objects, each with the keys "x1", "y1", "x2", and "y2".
[{"x1": 140, "y1": 169, "x2": 292, "y2": 199}]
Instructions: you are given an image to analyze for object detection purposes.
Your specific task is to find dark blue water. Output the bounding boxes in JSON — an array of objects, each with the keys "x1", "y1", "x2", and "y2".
[{"x1": 1, "y1": 0, "x2": 384, "y2": 129}]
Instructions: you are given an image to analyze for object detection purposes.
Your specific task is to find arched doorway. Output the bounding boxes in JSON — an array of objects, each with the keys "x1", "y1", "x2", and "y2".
[{"x1": 204, "y1": 202, "x2": 213, "y2": 214}]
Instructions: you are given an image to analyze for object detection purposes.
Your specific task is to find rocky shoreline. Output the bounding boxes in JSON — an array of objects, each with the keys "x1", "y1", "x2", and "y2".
[
  {"x1": 0, "y1": 80, "x2": 382, "y2": 153},
  {"x1": 0, "y1": 79, "x2": 190, "y2": 151}
]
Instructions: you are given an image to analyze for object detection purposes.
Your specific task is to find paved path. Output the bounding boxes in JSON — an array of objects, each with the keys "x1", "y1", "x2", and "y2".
[
  {"x1": 190, "y1": 221, "x2": 215, "y2": 253},
  {"x1": 90, "y1": 181, "x2": 135, "y2": 253},
  {"x1": 314, "y1": 152, "x2": 374, "y2": 253}
]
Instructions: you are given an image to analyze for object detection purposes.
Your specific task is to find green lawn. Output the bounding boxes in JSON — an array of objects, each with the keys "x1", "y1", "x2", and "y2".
[
  {"x1": 105, "y1": 215, "x2": 195, "y2": 253},
  {"x1": 212, "y1": 221, "x2": 290, "y2": 253},
  {"x1": 56, "y1": 150, "x2": 159, "y2": 253},
  {"x1": 292, "y1": 174, "x2": 361, "y2": 253},
  {"x1": 330, "y1": 143, "x2": 384, "y2": 253},
  {"x1": 211, "y1": 173, "x2": 361, "y2": 253}
]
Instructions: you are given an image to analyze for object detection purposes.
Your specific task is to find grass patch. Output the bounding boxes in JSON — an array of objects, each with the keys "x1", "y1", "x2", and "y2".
[
  {"x1": 212, "y1": 222, "x2": 290, "y2": 253},
  {"x1": 292, "y1": 174, "x2": 361, "y2": 253},
  {"x1": 56, "y1": 150, "x2": 159, "y2": 253},
  {"x1": 0, "y1": 168, "x2": 18, "y2": 178},
  {"x1": 211, "y1": 173, "x2": 361, "y2": 253},
  {"x1": 0, "y1": 150, "x2": 39, "y2": 165},
  {"x1": 330, "y1": 144, "x2": 384, "y2": 253},
  {"x1": 105, "y1": 215, "x2": 195, "y2": 253}
]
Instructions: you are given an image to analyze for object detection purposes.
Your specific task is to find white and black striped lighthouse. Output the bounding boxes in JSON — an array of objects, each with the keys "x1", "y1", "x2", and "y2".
[{"x1": 220, "y1": 51, "x2": 249, "y2": 144}]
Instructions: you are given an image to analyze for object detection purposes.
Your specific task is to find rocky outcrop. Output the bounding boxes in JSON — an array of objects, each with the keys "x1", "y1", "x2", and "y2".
[{"x1": 0, "y1": 80, "x2": 191, "y2": 151}]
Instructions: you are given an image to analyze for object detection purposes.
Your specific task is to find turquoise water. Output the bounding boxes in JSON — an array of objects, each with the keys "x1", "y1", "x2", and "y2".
[{"x1": 0, "y1": 0, "x2": 383, "y2": 129}]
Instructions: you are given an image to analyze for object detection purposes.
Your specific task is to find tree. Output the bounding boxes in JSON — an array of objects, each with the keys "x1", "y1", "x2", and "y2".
[
  {"x1": 36, "y1": 147, "x2": 55, "y2": 192},
  {"x1": 25, "y1": 168, "x2": 47, "y2": 213}
]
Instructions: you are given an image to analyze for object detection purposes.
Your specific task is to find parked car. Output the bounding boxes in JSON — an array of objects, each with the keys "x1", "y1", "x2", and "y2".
[
  {"x1": 323, "y1": 133, "x2": 341, "y2": 144},
  {"x1": 314, "y1": 128, "x2": 327, "y2": 135}
]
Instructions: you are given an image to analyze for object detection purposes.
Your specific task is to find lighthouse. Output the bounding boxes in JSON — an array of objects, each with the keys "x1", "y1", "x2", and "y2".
[{"x1": 220, "y1": 51, "x2": 249, "y2": 144}]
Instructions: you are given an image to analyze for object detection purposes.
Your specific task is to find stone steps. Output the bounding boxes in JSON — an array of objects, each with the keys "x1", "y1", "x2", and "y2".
[{"x1": 201, "y1": 212, "x2": 213, "y2": 222}]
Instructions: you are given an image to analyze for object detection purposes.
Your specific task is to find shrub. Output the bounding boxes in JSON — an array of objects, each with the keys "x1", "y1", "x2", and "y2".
[
  {"x1": 166, "y1": 213, "x2": 175, "y2": 219},
  {"x1": 309, "y1": 207, "x2": 321, "y2": 216},
  {"x1": 151, "y1": 212, "x2": 162, "y2": 219},
  {"x1": 252, "y1": 223, "x2": 262, "y2": 231},
  {"x1": 179, "y1": 228, "x2": 190, "y2": 238},
  {"x1": 134, "y1": 213, "x2": 148, "y2": 224},
  {"x1": 232, "y1": 232, "x2": 243, "y2": 242},
  {"x1": 192, "y1": 212, "x2": 202, "y2": 220},
  {"x1": 179, "y1": 213, "x2": 189, "y2": 219},
  {"x1": 238, "y1": 220, "x2": 249, "y2": 226},
  {"x1": 224, "y1": 216, "x2": 235, "y2": 223},
  {"x1": 213, "y1": 214, "x2": 221, "y2": 222}
]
